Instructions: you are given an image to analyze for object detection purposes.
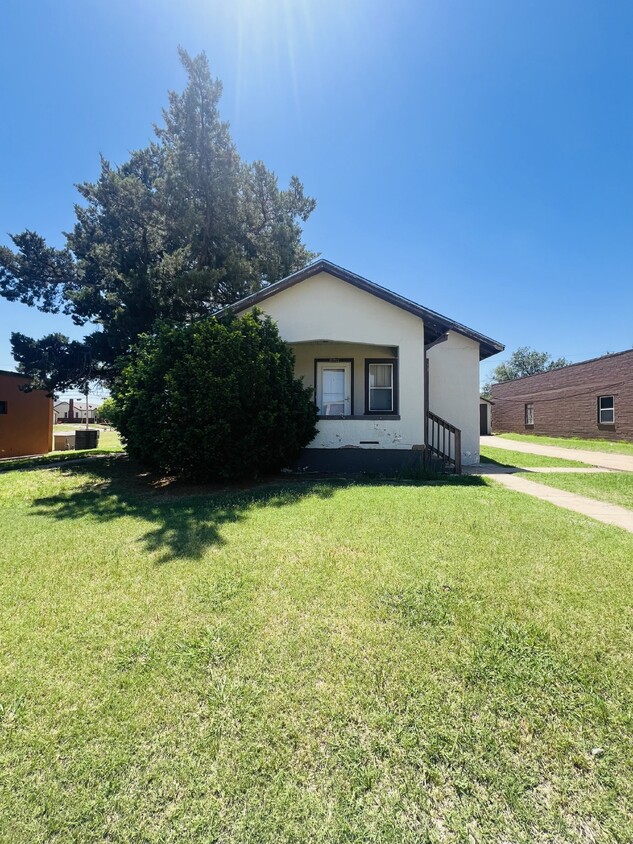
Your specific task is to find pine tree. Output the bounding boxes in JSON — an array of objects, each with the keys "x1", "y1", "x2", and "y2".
[{"x1": 0, "y1": 49, "x2": 316, "y2": 389}]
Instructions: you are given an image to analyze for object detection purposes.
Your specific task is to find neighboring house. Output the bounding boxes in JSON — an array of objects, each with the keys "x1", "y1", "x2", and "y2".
[
  {"x1": 54, "y1": 399, "x2": 100, "y2": 424},
  {"x1": 226, "y1": 260, "x2": 503, "y2": 470},
  {"x1": 480, "y1": 397, "x2": 493, "y2": 435},
  {"x1": 491, "y1": 349, "x2": 633, "y2": 441},
  {"x1": 0, "y1": 370, "x2": 53, "y2": 457}
]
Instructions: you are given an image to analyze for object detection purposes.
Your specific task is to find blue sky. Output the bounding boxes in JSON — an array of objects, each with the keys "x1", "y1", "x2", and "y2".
[{"x1": 1, "y1": 0, "x2": 632, "y2": 396}]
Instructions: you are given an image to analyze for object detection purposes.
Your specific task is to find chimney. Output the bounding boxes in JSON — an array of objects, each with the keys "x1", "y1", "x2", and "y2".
[{"x1": 69, "y1": 398, "x2": 74, "y2": 421}]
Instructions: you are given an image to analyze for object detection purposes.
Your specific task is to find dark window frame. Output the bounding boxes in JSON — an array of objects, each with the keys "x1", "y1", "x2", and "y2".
[
  {"x1": 364, "y1": 358, "x2": 399, "y2": 415},
  {"x1": 597, "y1": 395, "x2": 615, "y2": 425},
  {"x1": 524, "y1": 403, "x2": 534, "y2": 426},
  {"x1": 313, "y1": 358, "x2": 355, "y2": 417}
]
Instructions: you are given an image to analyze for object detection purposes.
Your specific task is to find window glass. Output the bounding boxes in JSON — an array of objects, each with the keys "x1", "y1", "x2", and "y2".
[
  {"x1": 368, "y1": 363, "x2": 393, "y2": 412},
  {"x1": 524, "y1": 403, "x2": 534, "y2": 425},
  {"x1": 0, "y1": 401, "x2": 7, "y2": 414},
  {"x1": 598, "y1": 396, "x2": 615, "y2": 423}
]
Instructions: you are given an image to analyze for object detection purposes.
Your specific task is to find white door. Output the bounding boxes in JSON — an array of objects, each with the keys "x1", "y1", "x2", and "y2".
[{"x1": 316, "y1": 362, "x2": 352, "y2": 416}]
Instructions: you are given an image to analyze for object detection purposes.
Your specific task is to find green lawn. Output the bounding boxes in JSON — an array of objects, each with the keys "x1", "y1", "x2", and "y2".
[
  {"x1": 0, "y1": 425, "x2": 124, "y2": 471},
  {"x1": 2, "y1": 460, "x2": 633, "y2": 842},
  {"x1": 53, "y1": 422, "x2": 123, "y2": 452},
  {"x1": 480, "y1": 445, "x2": 588, "y2": 468},
  {"x1": 517, "y1": 470, "x2": 633, "y2": 512},
  {"x1": 499, "y1": 432, "x2": 633, "y2": 457}
]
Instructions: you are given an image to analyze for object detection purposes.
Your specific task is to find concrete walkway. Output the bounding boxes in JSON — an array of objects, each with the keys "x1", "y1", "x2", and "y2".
[
  {"x1": 466, "y1": 465, "x2": 613, "y2": 476},
  {"x1": 481, "y1": 435, "x2": 633, "y2": 473},
  {"x1": 486, "y1": 472, "x2": 633, "y2": 534}
]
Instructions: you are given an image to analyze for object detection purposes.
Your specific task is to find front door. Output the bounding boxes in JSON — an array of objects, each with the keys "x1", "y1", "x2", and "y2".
[{"x1": 316, "y1": 362, "x2": 352, "y2": 416}]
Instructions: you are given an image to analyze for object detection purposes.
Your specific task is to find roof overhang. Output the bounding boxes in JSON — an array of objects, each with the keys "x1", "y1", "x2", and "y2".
[{"x1": 219, "y1": 259, "x2": 504, "y2": 360}]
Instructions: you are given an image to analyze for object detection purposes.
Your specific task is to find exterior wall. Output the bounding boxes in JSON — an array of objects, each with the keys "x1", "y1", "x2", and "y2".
[
  {"x1": 427, "y1": 331, "x2": 481, "y2": 465},
  {"x1": 0, "y1": 373, "x2": 53, "y2": 457},
  {"x1": 240, "y1": 272, "x2": 426, "y2": 451},
  {"x1": 491, "y1": 350, "x2": 633, "y2": 441}
]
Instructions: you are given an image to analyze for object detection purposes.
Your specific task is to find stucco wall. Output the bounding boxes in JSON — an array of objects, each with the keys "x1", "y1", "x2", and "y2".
[
  {"x1": 427, "y1": 332, "x2": 481, "y2": 464},
  {"x1": 239, "y1": 272, "x2": 426, "y2": 450},
  {"x1": 0, "y1": 373, "x2": 53, "y2": 457}
]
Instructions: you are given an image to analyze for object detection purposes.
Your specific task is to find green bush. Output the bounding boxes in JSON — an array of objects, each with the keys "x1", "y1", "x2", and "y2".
[
  {"x1": 95, "y1": 397, "x2": 117, "y2": 425},
  {"x1": 112, "y1": 311, "x2": 318, "y2": 481}
]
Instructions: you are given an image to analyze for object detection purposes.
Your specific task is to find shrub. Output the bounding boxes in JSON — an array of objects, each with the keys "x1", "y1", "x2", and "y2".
[
  {"x1": 95, "y1": 397, "x2": 117, "y2": 425},
  {"x1": 112, "y1": 311, "x2": 318, "y2": 481}
]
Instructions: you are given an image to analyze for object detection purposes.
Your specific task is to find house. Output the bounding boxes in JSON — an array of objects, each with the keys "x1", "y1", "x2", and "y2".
[
  {"x1": 54, "y1": 399, "x2": 100, "y2": 424},
  {"x1": 491, "y1": 349, "x2": 633, "y2": 441},
  {"x1": 0, "y1": 370, "x2": 53, "y2": 457},
  {"x1": 226, "y1": 260, "x2": 504, "y2": 470}
]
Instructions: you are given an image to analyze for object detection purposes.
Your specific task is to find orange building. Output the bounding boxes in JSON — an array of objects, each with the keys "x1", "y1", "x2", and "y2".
[{"x1": 0, "y1": 371, "x2": 53, "y2": 458}]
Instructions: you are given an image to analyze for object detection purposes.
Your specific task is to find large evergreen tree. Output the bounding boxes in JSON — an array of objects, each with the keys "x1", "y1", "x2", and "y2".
[{"x1": 0, "y1": 49, "x2": 316, "y2": 389}]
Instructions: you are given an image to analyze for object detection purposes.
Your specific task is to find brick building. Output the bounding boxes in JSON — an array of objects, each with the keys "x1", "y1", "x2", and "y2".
[{"x1": 491, "y1": 349, "x2": 633, "y2": 442}]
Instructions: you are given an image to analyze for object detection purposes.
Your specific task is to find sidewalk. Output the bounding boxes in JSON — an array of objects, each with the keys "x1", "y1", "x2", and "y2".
[
  {"x1": 481, "y1": 436, "x2": 633, "y2": 473},
  {"x1": 466, "y1": 465, "x2": 612, "y2": 475},
  {"x1": 487, "y1": 472, "x2": 633, "y2": 534}
]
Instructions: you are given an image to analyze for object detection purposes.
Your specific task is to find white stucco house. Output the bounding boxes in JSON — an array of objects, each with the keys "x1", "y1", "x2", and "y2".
[
  {"x1": 53, "y1": 399, "x2": 100, "y2": 424},
  {"x1": 227, "y1": 260, "x2": 503, "y2": 471}
]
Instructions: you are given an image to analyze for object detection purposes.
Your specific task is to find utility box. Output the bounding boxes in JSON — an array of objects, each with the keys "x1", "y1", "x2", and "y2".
[
  {"x1": 54, "y1": 432, "x2": 76, "y2": 451},
  {"x1": 75, "y1": 429, "x2": 100, "y2": 450}
]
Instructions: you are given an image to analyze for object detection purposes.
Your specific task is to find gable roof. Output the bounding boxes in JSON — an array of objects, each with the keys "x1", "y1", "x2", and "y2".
[
  {"x1": 223, "y1": 259, "x2": 504, "y2": 360},
  {"x1": 54, "y1": 401, "x2": 100, "y2": 410}
]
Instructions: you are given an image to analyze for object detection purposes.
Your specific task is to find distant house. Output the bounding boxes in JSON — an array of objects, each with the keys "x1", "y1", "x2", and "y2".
[
  {"x1": 224, "y1": 259, "x2": 503, "y2": 470},
  {"x1": 491, "y1": 349, "x2": 633, "y2": 441},
  {"x1": 54, "y1": 399, "x2": 100, "y2": 424},
  {"x1": 0, "y1": 370, "x2": 53, "y2": 457}
]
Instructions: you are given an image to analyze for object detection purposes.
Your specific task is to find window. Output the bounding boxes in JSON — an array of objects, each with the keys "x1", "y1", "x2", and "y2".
[
  {"x1": 598, "y1": 395, "x2": 615, "y2": 424},
  {"x1": 0, "y1": 401, "x2": 7, "y2": 415},
  {"x1": 365, "y1": 360, "x2": 397, "y2": 414},
  {"x1": 524, "y1": 403, "x2": 534, "y2": 426},
  {"x1": 315, "y1": 360, "x2": 353, "y2": 416}
]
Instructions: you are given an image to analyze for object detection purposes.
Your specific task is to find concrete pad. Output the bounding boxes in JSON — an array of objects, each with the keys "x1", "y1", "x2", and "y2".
[
  {"x1": 481, "y1": 435, "x2": 633, "y2": 473},
  {"x1": 488, "y1": 473, "x2": 633, "y2": 534}
]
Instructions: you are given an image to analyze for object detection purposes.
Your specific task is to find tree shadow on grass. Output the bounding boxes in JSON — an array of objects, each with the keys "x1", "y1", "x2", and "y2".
[
  {"x1": 479, "y1": 454, "x2": 518, "y2": 469},
  {"x1": 31, "y1": 457, "x2": 486, "y2": 564}
]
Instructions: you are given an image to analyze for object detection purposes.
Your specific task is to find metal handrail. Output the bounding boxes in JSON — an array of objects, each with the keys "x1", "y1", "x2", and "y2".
[{"x1": 426, "y1": 411, "x2": 462, "y2": 474}]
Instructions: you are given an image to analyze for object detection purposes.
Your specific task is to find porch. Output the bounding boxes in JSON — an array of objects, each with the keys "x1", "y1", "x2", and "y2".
[{"x1": 290, "y1": 340, "x2": 461, "y2": 473}]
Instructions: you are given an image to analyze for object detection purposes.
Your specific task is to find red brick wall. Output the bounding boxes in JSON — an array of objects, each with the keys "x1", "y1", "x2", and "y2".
[{"x1": 490, "y1": 350, "x2": 633, "y2": 441}]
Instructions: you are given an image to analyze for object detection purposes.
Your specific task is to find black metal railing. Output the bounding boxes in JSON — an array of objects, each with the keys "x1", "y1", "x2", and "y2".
[{"x1": 426, "y1": 411, "x2": 462, "y2": 474}]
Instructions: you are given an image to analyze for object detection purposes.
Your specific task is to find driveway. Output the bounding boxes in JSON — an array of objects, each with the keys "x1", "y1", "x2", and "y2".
[{"x1": 481, "y1": 435, "x2": 633, "y2": 473}]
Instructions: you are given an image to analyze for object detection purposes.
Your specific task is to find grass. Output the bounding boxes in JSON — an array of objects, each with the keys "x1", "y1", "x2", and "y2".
[
  {"x1": 517, "y1": 470, "x2": 633, "y2": 512},
  {"x1": 499, "y1": 432, "x2": 633, "y2": 457},
  {"x1": 0, "y1": 425, "x2": 123, "y2": 471},
  {"x1": 2, "y1": 460, "x2": 633, "y2": 842},
  {"x1": 480, "y1": 445, "x2": 588, "y2": 469}
]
